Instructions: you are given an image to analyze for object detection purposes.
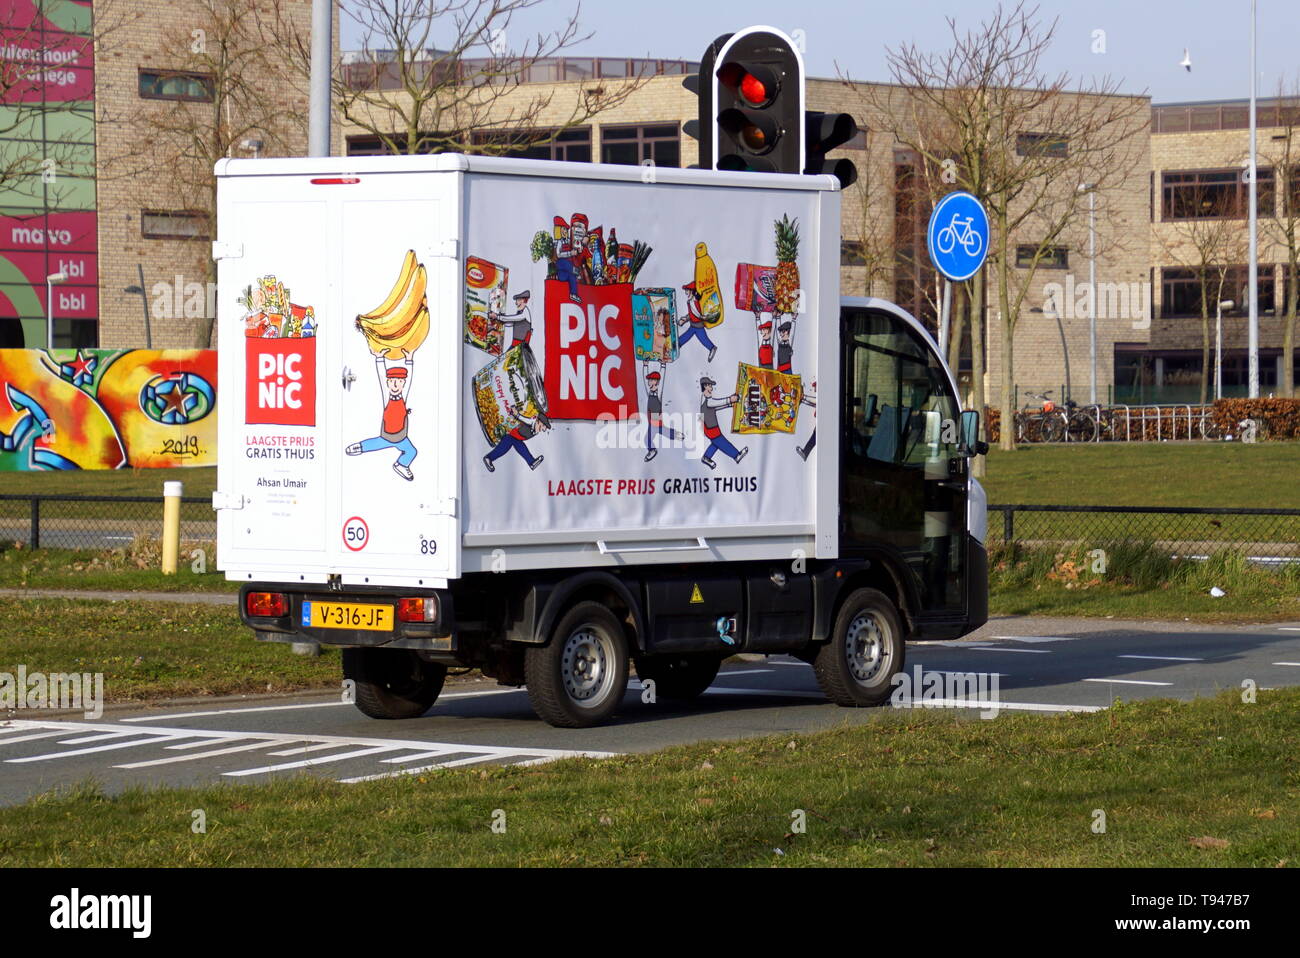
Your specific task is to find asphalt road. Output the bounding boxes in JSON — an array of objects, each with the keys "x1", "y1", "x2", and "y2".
[{"x1": 3, "y1": 614, "x2": 1299, "y2": 807}]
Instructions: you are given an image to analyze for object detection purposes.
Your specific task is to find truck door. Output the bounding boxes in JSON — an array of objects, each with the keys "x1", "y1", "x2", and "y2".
[{"x1": 839, "y1": 306, "x2": 967, "y2": 614}]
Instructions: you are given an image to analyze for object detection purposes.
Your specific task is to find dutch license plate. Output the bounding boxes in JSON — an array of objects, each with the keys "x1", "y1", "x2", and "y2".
[{"x1": 301, "y1": 600, "x2": 393, "y2": 631}]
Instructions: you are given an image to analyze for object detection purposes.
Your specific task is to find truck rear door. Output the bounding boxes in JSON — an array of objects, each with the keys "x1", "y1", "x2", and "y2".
[{"x1": 215, "y1": 165, "x2": 461, "y2": 586}]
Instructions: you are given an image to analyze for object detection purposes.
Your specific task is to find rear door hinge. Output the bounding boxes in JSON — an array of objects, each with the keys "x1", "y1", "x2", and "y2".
[
  {"x1": 424, "y1": 496, "x2": 458, "y2": 518},
  {"x1": 211, "y1": 240, "x2": 244, "y2": 261},
  {"x1": 212, "y1": 491, "x2": 246, "y2": 511},
  {"x1": 430, "y1": 238, "x2": 459, "y2": 259}
]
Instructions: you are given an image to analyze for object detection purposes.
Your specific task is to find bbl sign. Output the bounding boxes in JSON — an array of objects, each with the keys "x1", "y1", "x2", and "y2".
[{"x1": 927, "y1": 191, "x2": 989, "y2": 282}]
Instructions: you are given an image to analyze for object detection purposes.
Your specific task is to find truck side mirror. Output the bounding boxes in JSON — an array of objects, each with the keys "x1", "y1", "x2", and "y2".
[{"x1": 959, "y1": 409, "x2": 989, "y2": 457}]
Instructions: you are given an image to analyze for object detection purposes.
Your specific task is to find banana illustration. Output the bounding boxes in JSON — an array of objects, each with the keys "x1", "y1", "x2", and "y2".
[
  {"x1": 357, "y1": 250, "x2": 418, "y2": 323},
  {"x1": 356, "y1": 255, "x2": 430, "y2": 359}
]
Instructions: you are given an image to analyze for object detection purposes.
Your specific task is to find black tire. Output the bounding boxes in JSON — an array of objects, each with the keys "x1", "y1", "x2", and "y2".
[
  {"x1": 1067, "y1": 410, "x2": 1098, "y2": 443},
  {"x1": 342, "y1": 648, "x2": 446, "y2": 720},
  {"x1": 635, "y1": 654, "x2": 722, "y2": 702},
  {"x1": 813, "y1": 587, "x2": 905, "y2": 707},
  {"x1": 525, "y1": 601, "x2": 629, "y2": 728},
  {"x1": 1040, "y1": 413, "x2": 1066, "y2": 443}
]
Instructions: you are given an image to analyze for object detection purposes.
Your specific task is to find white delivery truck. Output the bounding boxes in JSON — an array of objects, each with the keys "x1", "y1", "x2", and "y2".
[{"x1": 214, "y1": 153, "x2": 988, "y2": 728}]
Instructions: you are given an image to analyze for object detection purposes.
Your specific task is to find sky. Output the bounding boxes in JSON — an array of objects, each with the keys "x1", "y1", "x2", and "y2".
[{"x1": 340, "y1": 0, "x2": 1299, "y2": 104}]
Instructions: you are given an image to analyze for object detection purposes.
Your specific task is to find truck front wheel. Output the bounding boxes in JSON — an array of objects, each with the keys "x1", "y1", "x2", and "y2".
[
  {"x1": 525, "y1": 601, "x2": 629, "y2": 728},
  {"x1": 343, "y1": 648, "x2": 446, "y2": 719},
  {"x1": 812, "y1": 587, "x2": 904, "y2": 707}
]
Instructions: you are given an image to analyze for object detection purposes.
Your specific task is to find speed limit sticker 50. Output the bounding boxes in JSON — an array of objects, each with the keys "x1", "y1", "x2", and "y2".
[{"x1": 342, "y1": 516, "x2": 369, "y2": 552}]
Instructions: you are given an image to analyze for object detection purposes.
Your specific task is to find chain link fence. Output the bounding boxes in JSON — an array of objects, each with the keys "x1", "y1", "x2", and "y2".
[
  {"x1": 989, "y1": 504, "x2": 1300, "y2": 561},
  {"x1": 0, "y1": 495, "x2": 215, "y2": 550}
]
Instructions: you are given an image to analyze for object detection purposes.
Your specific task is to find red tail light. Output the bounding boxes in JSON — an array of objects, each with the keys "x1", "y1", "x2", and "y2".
[
  {"x1": 246, "y1": 592, "x2": 288, "y2": 617},
  {"x1": 396, "y1": 596, "x2": 439, "y2": 623}
]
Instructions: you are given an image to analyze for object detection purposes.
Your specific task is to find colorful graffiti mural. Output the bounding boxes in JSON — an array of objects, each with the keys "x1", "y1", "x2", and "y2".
[{"x1": 0, "y1": 349, "x2": 217, "y2": 469}]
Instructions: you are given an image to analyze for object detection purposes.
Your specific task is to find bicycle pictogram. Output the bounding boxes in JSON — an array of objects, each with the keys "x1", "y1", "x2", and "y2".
[{"x1": 935, "y1": 213, "x2": 983, "y2": 258}]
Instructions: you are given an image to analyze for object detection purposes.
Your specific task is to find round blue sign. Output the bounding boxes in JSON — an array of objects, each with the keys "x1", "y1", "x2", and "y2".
[{"x1": 926, "y1": 191, "x2": 989, "y2": 282}]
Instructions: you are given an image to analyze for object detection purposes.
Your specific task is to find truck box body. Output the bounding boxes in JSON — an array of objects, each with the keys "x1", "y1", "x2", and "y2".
[{"x1": 214, "y1": 155, "x2": 842, "y2": 587}]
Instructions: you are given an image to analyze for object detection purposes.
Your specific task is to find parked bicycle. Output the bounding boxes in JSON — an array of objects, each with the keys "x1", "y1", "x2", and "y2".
[{"x1": 1014, "y1": 391, "x2": 1066, "y2": 443}]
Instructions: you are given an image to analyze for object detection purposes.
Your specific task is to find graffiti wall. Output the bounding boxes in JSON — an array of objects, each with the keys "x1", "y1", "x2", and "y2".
[{"x1": 0, "y1": 349, "x2": 216, "y2": 469}]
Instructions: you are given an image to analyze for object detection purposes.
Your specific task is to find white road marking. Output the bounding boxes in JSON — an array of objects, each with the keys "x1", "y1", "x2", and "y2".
[
  {"x1": 928, "y1": 670, "x2": 1011, "y2": 678},
  {"x1": 225, "y1": 745, "x2": 423, "y2": 777},
  {"x1": 967, "y1": 646, "x2": 1052, "y2": 654},
  {"x1": 164, "y1": 738, "x2": 239, "y2": 750},
  {"x1": 118, "y1": 686, "x2": 523, "y2": 723},
  {"x1": 1082, "y1": 678, "x2": 1173, "y2": 687},
  {"x1": 891, "y1": 698, "x2": 1102, "y2": 713},
  {"x1": 1272, "y1": 661, "x2": 1300, "y2": 667},
  {"x1": 338, "y1": 753, "x2": 505, "y2": 783},
  {"x1": 989, "y1": 636, "x2": 1078, "y2": 643},
  {"x1": 379, "y1": 749, "x2": 458, "y2": 764},
  {"x1": 115, "y1": 741, "x2": 289, "y2": 769},
  {"x1": 1277, "y1": 627, "x2": 1300, "y2": 632},
  {"x1": 0, "y1": 730, "x2": 78, "y2": 745},
  {"x1": 266, "y1": 742, "x2": 351, "y2": 757},
  {"x1": 1118, "y1": 654, "x2": 1203, "y2": 662},
  {"x1": 7, "y1": 735, "x2": 187, "y2": 763},
  {"x1": 119, "y1": 701, "x2": 349, "y2": 722},
  {"x1": 57, "y1": 731, "x2": 140, "y2": 745}
]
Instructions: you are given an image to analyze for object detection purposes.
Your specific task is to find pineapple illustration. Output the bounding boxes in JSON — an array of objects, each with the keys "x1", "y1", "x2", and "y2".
[{"x1": 774, "y1": 214, "x2": 801, "y2": 316}]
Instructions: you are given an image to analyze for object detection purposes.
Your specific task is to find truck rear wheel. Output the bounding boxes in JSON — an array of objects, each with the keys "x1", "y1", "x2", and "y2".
[
  {"x1": 525, "y1": 601, "x2": 629, "y2": 728},
  {"x1": 634, "y1": 654, "x2": 721, "y2": 702},
  {"x1": 343, "y1": 648, "x2": 446, "y2": 720},
  {"x1": 813, "y1": 587, "x2": 904, "y2": 707}
]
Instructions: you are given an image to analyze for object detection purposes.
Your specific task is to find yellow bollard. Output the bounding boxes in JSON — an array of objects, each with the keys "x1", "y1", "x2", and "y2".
[{"x1": 162, "y1": 480, "x2": 182, "y2": 575}]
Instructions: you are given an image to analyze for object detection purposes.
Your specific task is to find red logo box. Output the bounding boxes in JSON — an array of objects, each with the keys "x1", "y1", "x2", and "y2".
[
  {"x1": 245, "y1": 337, "x2": 316, "y2": 426},
  {"x1": 543, "y1": 279, "x2": 638, "y2": 421}
]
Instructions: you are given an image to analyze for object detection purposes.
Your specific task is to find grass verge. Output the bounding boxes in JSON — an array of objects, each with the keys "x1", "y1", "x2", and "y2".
[
  {"x1": 0, "y1": 539, "x2": 237, "y2": 593},
  {"x1": 981, "y1": 442, "x2": 1300, "y2": 508},
  {"x1": 989, "y1": 542, "x2": 1300, "y2": 623},
  {"x1": 0, "y1": 689, "x2": 1296, "y2": 867},
  {"x1": 0, "y1": 598, "x2": 337, "y2": 701}
]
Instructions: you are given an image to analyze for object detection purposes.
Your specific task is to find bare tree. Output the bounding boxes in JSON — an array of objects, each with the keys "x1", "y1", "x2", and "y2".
[
  {"x1": 1261, "y1": 81, "x2": 1300, "y2": 397},
  {"x1": 845, "y1": 2, "x2": 1148, "y2": 450},
  {"x1": 335, "y1": 0, "x2": 650, "y2": 157},
  {"x1": 840, "y1": 128, "x2": 894, "y2": 298},
  {"x1": 1158, "y1": 190, "x2": 1248, "y2": 403}
]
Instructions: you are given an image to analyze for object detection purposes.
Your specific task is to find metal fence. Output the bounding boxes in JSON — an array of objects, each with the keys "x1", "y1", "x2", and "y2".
[
  {"x1": 989, "y1": 504, "x2": 1300, "y2": 561},
  {"x1": 0, "y1": 495, "x2": 215, "y2": 550}
]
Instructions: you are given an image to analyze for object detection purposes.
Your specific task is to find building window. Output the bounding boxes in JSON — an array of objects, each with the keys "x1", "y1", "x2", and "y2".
[
  {"x1": 600, "y1": 124, "x2": 680, "y2": 168},
  {"x1": 1160, "y1": 265, "x2": 1275, "y2": 318},
  {"x1": 141, "y1": 210, "x2": 210, "y2": 240},
  {"x1": 841, "y1": 241, "x2": 868, "y2": 266},
  {"x1": 138, "y1": 70, "x2": 214, "y2": 102},
  {"x1": 1017, "y1": 245, "x2": 1069, "y2": 269},
  {"x1": 471, "y1": 127, "x2": 592, "y2": 162},
  {"x1": 1016, "y1": 132, "x2": 1068, "y2": 158},
  {"x1": 1161, "y1": 168, "x2": 1275, "y2": 220},
  {"x1": 344, "y1": 132, "x2": 465, "y2": 156}
]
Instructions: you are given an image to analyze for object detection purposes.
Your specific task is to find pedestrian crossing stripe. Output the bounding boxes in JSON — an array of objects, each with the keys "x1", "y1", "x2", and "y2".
[{"x1": 690, "y1": 584, "x2": 703, "y2": 604}]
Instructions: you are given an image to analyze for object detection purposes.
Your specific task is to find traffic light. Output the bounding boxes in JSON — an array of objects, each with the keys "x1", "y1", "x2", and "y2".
[
  {"x1": 682, "y1": 33, "x2": 732, "y2": 170},
  {"x1": 709, "y1": 27, "x2": 804, "y2": 174},
  {"x1": 804, "y1": 111, "x2": 858, "y2": 188}
]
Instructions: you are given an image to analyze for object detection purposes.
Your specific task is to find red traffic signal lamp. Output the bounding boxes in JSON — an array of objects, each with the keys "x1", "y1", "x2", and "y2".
[
  {"x1": 804, "y1": 111, "x2": 859, "y2": 188},
  {"x1": 709, "y1": 27, "x2": 804, "y2": 174}
]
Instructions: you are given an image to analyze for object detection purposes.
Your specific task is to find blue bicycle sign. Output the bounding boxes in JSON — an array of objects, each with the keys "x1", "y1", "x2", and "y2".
[{"x1": 927, "y1": 191, "x2": 989, "y2": 281}]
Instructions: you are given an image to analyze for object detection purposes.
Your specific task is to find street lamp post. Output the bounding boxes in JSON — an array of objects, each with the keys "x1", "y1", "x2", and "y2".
[
  {"x1": 1248, "y1": 0, "x2": 1260, "y2": 397},
  {"x1": 45, "y1": 271, "x2": 67, "y2": 350},
  {"x1": 1216, "y1": 299, "x2": 1235, "y2": 400},
  {"x1": 1079, "y1": 183, "x2": 1098, "y2": 404},
  {"x1": 123, "y1": 263, "x2": 152, "y2": 348}
]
